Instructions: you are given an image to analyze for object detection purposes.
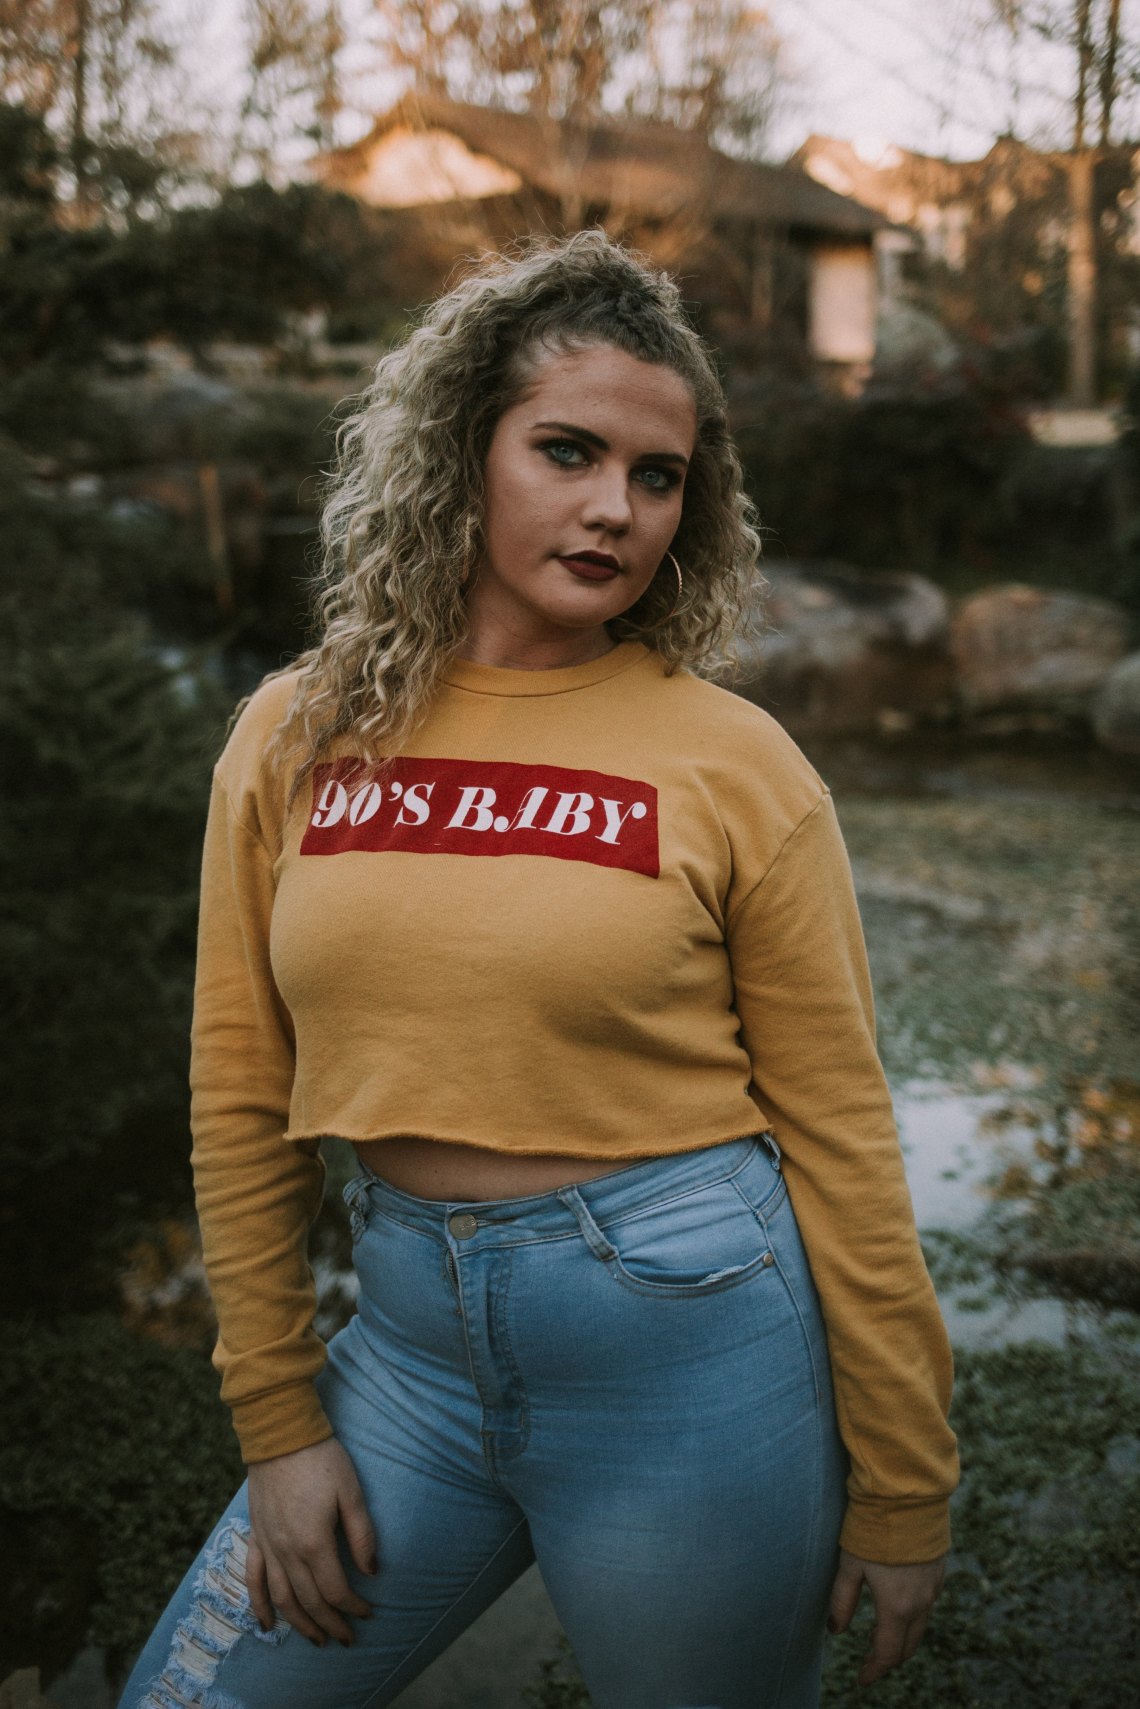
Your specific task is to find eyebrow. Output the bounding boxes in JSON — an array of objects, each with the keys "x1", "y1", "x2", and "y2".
[{"x1": 532, "y1": 420, "x2": 690, "y2": 467}]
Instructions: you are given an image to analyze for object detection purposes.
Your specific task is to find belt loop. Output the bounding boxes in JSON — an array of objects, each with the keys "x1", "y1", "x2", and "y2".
[
  {"x1": 758, "y1": 1129, "x2": 782, "y2": 1170},
  {"x1": 343, "y1": 1172, "x2": 370, "y2": 1209},
  {"x1": 556, "y1": 1183, "x2": 619, "y2": 1263}
]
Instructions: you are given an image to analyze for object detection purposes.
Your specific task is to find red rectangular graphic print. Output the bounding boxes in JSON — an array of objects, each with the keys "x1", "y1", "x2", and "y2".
[{"x1": 301, "y1": 757, "x2": 660, "y2": 878}]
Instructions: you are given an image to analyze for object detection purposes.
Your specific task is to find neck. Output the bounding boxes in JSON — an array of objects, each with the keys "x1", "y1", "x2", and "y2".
[{"x1": 457, "y1": 626, "x2": 617, "y2": 672}]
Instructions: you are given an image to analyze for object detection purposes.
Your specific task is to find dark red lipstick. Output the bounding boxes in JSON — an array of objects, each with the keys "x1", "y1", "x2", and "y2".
[{"x1": 557, "y1": 550, "x2": 621, "y2": 581}]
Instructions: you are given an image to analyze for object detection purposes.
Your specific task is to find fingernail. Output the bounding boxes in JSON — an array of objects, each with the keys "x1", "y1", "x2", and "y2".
[
  {"x1": 827, "y1": 1616, "x2": 838, "y2": 1634},
  {"x1": 367, "y1": 1557, "x2": 379, "y2": 1575}
]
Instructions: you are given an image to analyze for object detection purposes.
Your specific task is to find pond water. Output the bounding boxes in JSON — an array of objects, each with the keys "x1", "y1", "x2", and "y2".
[{"x1": 812, "y1": 729, "x2": 1140, "y2": 1352}]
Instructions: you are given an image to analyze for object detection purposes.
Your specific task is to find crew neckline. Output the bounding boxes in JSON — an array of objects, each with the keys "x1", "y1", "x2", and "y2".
[{"x1": 441, "y1": 640, "x2": 653, "y2": 697}]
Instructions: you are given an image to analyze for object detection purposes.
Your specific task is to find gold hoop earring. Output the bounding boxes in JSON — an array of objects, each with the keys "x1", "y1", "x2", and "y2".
[{"x1": 635, "y1": 550, "x2": 683, "y2": 632}]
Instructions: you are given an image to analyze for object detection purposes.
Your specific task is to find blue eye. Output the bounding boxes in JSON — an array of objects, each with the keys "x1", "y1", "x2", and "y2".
[
  {"x1": 638, "y1": 466, "x2": 679, "y2": 493},
  {"x1": 541, "y1": 439, "x2": 587, "y2": 467}
]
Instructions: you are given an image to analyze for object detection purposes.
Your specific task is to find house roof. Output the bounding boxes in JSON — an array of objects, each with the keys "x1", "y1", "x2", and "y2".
[
  {"x1": 313, "y1": 92, "x2": 889, "y2": 239},
  {"x1": 792, "y1": 129, "x2": 1140, "y2": 208}
]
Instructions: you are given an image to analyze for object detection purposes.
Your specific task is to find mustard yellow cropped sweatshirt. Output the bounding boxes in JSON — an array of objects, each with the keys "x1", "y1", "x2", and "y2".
[{"x1": 190, "y1": 639, "x2": 959, "y2": 1564}]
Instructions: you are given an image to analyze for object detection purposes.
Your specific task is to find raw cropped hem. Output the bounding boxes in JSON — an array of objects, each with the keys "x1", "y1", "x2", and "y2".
[
  {"x1": 282, "y1": 1120, "x2": 772, "y2": 1162},
  {"x1": 231, "y1": 1380, "x2": 334, "y2": 1466},
  {"x1": 839, "y1": 1497, "x2": 952, "y2": 1565}
]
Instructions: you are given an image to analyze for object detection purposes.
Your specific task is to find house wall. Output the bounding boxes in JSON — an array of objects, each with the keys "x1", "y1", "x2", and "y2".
[
  {"x1": 808, "y1": 243, "x2": 877, "y2": 363},
  {"x1": 332, "y1": 127, "x2": 522, "y2": 208}
]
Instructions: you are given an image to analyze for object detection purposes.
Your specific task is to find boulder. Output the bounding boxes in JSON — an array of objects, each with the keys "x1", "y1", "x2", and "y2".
[
  {"x1": 950, "y1": 583, "x2": 1130, "y2": 715},
  {"x1": 0, "y1": 1671, "x2": 59, "y2": 1709},
  {"x1": 90, "y1": 371, "x2": 242, "y2": 463},
  {"x1": 732, "y1": 560, "x2": 953, "y2": 734},
  {"x1": 1091, "y1": 651, "x2": 1140, "y2": 757}
]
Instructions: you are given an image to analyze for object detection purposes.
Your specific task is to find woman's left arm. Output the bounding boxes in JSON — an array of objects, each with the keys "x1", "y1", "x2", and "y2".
[{"x1": 725, "y1": 788, "x2": 960, "y2": 1570}]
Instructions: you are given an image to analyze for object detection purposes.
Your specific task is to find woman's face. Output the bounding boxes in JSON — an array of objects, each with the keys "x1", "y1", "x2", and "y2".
[{"x1": 467, "y1": 342, "x2": 697, "y2": 660}]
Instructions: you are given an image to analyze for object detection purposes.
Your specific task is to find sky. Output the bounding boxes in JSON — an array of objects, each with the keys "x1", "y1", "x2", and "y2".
[
  {"x1": 180, "y1": 0, "x2": 1140, "y2": 174},
  {"x1": 763, "y1": 0, "x2": 1133, "y2": 161}
]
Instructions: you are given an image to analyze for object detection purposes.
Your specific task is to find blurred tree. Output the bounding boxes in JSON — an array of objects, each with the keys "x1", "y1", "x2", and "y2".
[
  {"x1": 0, "y1": 0, "x2": 202, "y2": 223},
  {"x1": 146, "y1": 179, "x2": 401, "y2": 349},
  {"x1": 371, "y1": 0, "x2": 648, "y2": 123},
  {"x1": 0, "y1": 102, "x2": 58, "y2": 214},
  {"x1": 631, "y1": 1, "x2": 786, "y2": 161},
  {"x1": 990, "y1": 0, "x2": 1140, "y2": 403},
  {"x1": 238, "y1": 0, "x2": 349, "y2": 182},
  {"x1": 0, "y1": 109, "x2": 406, "y2": 372},
  {"x1": 366, "y1": 0, "x2": 787, "y2": 242},
  {"x1": 369, "y1": 0, "x2": 785, "y2": 154}
]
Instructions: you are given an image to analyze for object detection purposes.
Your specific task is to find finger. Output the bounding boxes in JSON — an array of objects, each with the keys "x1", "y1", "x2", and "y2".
[
  {"x1": 340, "y1": 1486, "x2": 379, "y2": 1580},
  {"x1": 900, "y1": 1609, "x2": 930, "y2": 1663},
  {"x1": 265, "y1": 1560, "x2": 328, "y2": 1648},
  {"x1": 311, "y1": 1552, "x2": 373, "y2": 1622},
  {"x1": 245, "y1": 1536, "x2": 275, "y2": 1634},
  {"x1": 289, "y1": 1560, "x2": 357, "y2": 1646},
  {"x1": 827, "y1": 1561, "x2": 865, "y2": 1634},
  {"x1": 858, "y1": 1612, "x2": 908, "y2": 1686}
]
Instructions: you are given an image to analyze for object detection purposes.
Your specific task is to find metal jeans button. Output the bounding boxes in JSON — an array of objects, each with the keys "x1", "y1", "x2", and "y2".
[{"x1": 448, "y1": 1212, "x2": 478, "y2": 1240}]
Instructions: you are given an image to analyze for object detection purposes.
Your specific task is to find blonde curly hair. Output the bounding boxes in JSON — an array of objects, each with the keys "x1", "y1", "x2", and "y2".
[{"x1": 260, "y1": 228, "x2": 764, "y2": 798}]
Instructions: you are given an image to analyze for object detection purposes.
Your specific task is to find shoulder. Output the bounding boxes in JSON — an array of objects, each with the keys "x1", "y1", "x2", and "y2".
[
  {"x1": 639, "y1": 654, "x2": 827, "y2": 821},
  {"x1": 214, "y1": 669, "x2": 304, "y2": 824}
]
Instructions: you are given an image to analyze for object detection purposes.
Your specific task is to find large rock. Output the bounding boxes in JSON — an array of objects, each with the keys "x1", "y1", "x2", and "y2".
[
  {"x1": 1092, "y1": 651, "x2": 1140, "y2": 757},
  {"x1": 732, "y1": 560, "x2": 953, "y2": 734},
  {"x1": 0, "y1": 1671, "x2": 59, "y2": 1709},
  {"x1": 950, "y1": 583, "x2": 1130, "y2": 715},
  {"x1": 91, "y1": 370, "x2": 241, "y2": 462}
]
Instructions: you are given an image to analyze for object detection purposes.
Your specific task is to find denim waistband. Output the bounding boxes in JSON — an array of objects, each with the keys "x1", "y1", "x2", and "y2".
[{"x1": 353, "y1": 1129, "x2": 782, "y2": 1248}]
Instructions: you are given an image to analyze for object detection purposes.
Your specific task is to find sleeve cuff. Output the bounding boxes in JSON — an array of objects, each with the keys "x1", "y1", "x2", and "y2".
[
  {"x1": 839, "y1": 1495, "x2": 952, "y2": 1564},
  {"x1": 230, "y1": 1381, "x2": 334, "y2": 1465}
]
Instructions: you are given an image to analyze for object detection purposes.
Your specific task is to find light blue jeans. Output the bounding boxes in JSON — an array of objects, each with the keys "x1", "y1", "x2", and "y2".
[{"x1": 118, "y1": 1130, "x2": 849, "y2": 1709}]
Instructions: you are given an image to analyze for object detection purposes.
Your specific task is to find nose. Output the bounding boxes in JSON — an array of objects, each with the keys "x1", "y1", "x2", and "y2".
[{"x1": 582, "y1": 464, "x2": 633, "y2": 534}]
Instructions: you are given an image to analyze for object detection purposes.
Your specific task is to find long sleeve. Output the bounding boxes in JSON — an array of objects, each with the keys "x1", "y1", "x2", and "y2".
[
  {"x1": 189, "y1": 771, "x2": 333, "y2": 1463},
  {"x1": 726, "y1": 790, "x2": 959, "y2": 1564}
]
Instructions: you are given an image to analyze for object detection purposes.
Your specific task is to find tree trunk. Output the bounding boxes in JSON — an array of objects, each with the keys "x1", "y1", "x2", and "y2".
[
  {"x1": 69, "y1": 0, "x2": 97, "y2": 222},
  {"x1": 749, "y1": 235, "x2": 773, "y2": 335},
  {"x1": 1065, "y1": 147, "x2": 1097, "y2": 407}
]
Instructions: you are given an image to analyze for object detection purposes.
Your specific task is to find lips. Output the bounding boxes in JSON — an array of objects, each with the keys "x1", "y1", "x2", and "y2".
[{"x1": 557, "y1": 552, "x2": 621, "y2": 581}]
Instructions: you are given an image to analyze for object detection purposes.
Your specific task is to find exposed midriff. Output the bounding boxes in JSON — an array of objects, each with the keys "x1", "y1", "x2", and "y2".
[{"x1": 354, "y1": 1135, "x2": 645, "y2": 1202}]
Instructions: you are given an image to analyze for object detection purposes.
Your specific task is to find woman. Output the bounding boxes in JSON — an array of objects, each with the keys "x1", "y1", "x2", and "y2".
[{"x1": 119, "y1": 230, "x2": 958, "y2": 1709}]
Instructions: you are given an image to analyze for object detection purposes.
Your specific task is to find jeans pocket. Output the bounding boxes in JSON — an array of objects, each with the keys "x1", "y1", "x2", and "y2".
[
  {"x1": 604, "y1": 1175, "x2": 785, "y2": 1298},
  {"x1": 343, "y1": 1174, "x2": 372, "y2": 1246}
]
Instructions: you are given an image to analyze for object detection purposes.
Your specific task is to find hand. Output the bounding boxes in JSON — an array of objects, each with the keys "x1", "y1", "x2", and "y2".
[
  {"x1": 827, "y1": 1545, "x2": 946, "y2": 1687},
  {"x1": 246, "y1": 1436, "x2": 378, "y2": 1647}
]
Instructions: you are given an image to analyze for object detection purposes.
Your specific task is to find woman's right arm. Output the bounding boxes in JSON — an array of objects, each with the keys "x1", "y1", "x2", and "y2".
[
  {"x1": 190, "y1": 766, "x2": 374, "y2": 1642},
  {"x1": 190, "y1": 771, "x2": 327, "y2": 1457}
]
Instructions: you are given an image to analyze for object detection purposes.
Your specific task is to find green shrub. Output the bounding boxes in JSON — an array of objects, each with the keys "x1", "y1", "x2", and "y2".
[
  {"x1": 0, "y1": 1315, "x2": 240, "y2": 1682},
  {"x1": 0, "y1": 441, "x2": 231, "y2": 1309},
  {"x1": 733, "y1": 367, "x2": 1032, "y2": 574},
  {"x1": 0, "y1": 142, "x2": 409, "y2": 369}
]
